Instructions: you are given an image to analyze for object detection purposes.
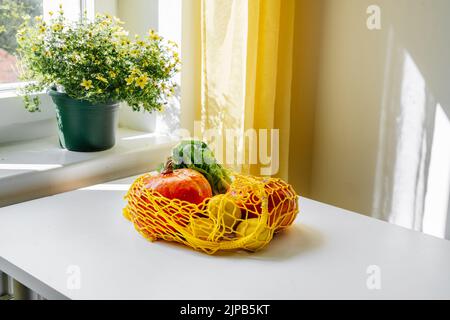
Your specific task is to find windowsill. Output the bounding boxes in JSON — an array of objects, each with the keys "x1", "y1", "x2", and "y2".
[
  {"x1": 0, "y1": 127, "x2": 179, "y2": 207},
  {"x1": 0, "y1": 89, "x2": 25, "y2": 100},
  {"x1": 0, "y1": 82, "x2": 34, "y2": 99}
]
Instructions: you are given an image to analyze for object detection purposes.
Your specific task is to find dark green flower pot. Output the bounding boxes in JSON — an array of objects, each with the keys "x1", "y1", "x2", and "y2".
[{"x1": 49, "y1": 89, "x2": 120, "y2": 152}]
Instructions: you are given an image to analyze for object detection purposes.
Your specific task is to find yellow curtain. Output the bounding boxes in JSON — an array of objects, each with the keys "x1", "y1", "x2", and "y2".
[{"x1": 199, "y1": 0, "x2": 295, "y2": 181}]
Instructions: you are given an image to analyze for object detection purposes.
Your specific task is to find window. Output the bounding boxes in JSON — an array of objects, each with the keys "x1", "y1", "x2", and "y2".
[
  {"x1": 0, "y1": 0, "x2": 90, "y2": 88},
  {"x1": 0, "y1": 0, "x2": 192, "y2": 143},
  {"x1": 0, "y1": 0, "x2": 42, "y2": 85}
]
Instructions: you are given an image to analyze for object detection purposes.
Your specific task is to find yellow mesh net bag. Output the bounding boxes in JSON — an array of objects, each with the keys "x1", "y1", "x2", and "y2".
[{"x1": 123, "y1": 172, "x2": 299, "y2": 255}]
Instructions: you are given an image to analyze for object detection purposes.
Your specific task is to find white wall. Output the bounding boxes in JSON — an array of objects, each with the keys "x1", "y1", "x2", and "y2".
[
  {"x1": 115, "y1": 0, "x2": 186, "y2": 134},
  {"x1": 117, "y1": 0, "x2": 158, "y2": 36},
  {"x1": 310, "y1": 0, "x2": 450, "y2": 239},
  {"x1": 94, "y1": 0, "x2": 118, "y2": 16}
]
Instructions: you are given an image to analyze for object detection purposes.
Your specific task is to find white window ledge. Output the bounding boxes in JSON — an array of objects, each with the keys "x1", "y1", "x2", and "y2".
[{"x1": 0, "y1": 128, "x2": 178, "y2": 207}]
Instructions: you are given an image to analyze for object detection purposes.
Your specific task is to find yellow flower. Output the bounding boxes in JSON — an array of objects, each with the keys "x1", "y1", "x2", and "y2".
[
  {"x1": 168, "y1": 40, "x2": 178, "y2": 48},
  {"x1": 148, "y1": 29, "x2": 160, "y2": 41},
  {"x1": 130, "y1": 49, "x2": 139, "y2": 57},
  {"x1": 35, "y1": 16, "x2": 43, "y2": 22},
  {"x1": 125, "y1": 76, "x2": 135, "y2": 86},
  {"x1": 39, "y1": 25, "x2": 46, "y2": 33},
  {"x1": 135, "y1": 74, "x2": 149, "y2": 89},
  {"x1": 71, "y1": 54, "x2": 81, "y2": 62},
  {"x1": 108, "y1": 71, "x2": 117, "y2": 79},
  {"x1": 52, "y1": 23, "x2": 63, "y2": 32},
  {"x1": 31, "y1": 45, "x2": 38, "y2": 52},
  {"x1": 101, "y1": 20, "x2": 111, "y2": 27},
  {"x1": 130, "y1": 68, "x2": 140, "y2": 75},
  {"x1": 95, "y1": 75, "x2": 108, "y2": 83},
  {"x1": 48, "y1": 11, "x2": 54, "y2": 16},
  {"x1": 113, "y1": 30, "x2": 129, "y2": 37},
  {"x1": 80, "y1": 79, "x2": 93, "y2": 90}
]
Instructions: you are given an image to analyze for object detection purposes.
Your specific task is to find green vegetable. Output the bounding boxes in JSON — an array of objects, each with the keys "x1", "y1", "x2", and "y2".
[{"x1": 170, "y1": 140, "x2": 231, "y2": 195}]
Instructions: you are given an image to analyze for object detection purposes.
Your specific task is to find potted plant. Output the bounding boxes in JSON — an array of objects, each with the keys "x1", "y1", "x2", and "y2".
[{"x1": 16, "y1": 6, "x2": 180, "y2": 152}]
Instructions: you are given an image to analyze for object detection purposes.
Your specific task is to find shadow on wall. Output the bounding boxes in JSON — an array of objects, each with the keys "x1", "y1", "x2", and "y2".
[{"x1": 308, "y1": 0, "x2": 450, "y2": 240}]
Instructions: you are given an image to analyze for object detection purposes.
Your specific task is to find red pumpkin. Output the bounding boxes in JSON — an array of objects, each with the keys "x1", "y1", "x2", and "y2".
[
  {"x1": 245, "y1": 180, "x2": 298, "y2": 231},
  {"x1": 143, "y1": 162, "x2": 212, "y2": 205},
  {"x1": 130, "y1": 159, "x2": 212, "y2": 239}
]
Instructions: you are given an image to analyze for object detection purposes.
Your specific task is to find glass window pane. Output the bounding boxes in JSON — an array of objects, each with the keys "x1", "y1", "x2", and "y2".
[{"x1": 0, "y1": 0, "x2": 43, "y2": 84}]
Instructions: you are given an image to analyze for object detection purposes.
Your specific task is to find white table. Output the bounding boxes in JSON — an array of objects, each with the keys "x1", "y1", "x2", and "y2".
[{"x1": 0, "y1": 176, "x2": 449, "y2": 300}]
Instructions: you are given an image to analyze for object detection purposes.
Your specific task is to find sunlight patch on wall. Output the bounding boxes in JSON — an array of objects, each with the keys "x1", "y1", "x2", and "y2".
[
  {"x1": 422, "y1": 104, "x2": 450, "y2": 238},
  {"x1": 0, "y1": 164, "x2": 62, "y2": 171},
  {"x1": 121, "y1": 133, "x2": 158, "y2": 141},
  {"x1": 80, "y1": 184, "x2": 131, "y2": 191},
  {"x1": 389, "y1": 51, "x2": 427, "y2": 229}
]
